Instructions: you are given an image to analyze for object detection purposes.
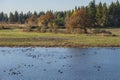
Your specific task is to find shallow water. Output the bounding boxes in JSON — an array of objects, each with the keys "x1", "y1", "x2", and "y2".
[{"x1": 0, "y1": 47, "x2": 120, "y2": 80}]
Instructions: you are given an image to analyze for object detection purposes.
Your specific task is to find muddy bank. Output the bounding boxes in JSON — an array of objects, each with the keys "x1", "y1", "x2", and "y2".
[{"x1": 0, "y1": 43, "x2": 120, "y2": 48}]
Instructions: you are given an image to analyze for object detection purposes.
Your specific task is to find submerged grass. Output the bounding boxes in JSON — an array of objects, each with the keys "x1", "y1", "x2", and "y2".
[{"x1": 0, "y1": 29, "x2": 120, "y2": 47}]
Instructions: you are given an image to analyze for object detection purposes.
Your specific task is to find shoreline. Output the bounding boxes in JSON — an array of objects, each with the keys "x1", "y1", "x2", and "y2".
[{"x1": 0, "y1": 44, "x2": 120, "y2": 48}]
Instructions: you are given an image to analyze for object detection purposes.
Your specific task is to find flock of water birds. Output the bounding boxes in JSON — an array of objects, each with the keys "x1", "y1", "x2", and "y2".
[{"x1": 0, "y1": 47, "x2": 104, "y2": 80}]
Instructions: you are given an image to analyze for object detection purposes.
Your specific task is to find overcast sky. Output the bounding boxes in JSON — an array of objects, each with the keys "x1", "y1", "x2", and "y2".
[{"x1": 0, "y1": 0, "x2": 119, "y2": 13}]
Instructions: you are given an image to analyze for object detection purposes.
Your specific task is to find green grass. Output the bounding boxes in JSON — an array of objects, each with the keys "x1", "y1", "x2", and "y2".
[{"x1": 0, "y1": 29, "x2": 120, "y2": 47}]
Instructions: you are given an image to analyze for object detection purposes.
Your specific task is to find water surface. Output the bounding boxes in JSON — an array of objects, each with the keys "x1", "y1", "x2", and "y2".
[{"x1": 0, "y1": 47, "x2": 120, "y2": 80}]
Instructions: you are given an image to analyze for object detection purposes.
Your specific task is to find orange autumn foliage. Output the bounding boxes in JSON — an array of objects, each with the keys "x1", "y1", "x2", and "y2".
[{"x1": 65, "y1": 9, "x2": 93, "y2": 33}]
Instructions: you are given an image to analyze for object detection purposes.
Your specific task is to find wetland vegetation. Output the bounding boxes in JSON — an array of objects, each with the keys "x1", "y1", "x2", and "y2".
[{"x1": 0, "y1": 29, "x2": 120, "y2": 47}]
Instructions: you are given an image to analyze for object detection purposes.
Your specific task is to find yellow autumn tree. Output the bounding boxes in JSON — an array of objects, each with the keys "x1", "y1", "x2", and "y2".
[
  {"x1": 37, "y1": 11, "x2": 54, "y2": 27},
  {"x1": 26, "y1": 15, "x2": 38, "y2": 27}
]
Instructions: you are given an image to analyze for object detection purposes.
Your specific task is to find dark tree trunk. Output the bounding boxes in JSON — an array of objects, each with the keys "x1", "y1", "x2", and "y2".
[{"x1": 83, "y1": 28, "x2": 88, "y2": 33}]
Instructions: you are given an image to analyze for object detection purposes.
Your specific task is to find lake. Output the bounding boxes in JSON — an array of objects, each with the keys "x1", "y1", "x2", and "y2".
[{"x1": 0, "y1": 47, "x2": 120, "y2": 80}]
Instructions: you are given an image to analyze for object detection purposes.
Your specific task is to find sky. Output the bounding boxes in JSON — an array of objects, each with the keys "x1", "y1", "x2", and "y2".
[{"x1": 0, "y1": 0, "x2": 119, "y2": 14}]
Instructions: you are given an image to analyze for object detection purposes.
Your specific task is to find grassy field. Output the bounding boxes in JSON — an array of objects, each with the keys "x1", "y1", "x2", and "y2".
[{"x1": 0, "y1": 29, "x2": 120, "y2": 47}]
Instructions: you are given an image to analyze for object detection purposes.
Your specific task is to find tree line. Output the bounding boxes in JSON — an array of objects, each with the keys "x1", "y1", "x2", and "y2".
[
  {"x1": 0, "y1": 11, "x2": 33, "y2": 24},
  {"x1": 0, "y1": 0, "x2": 120, "y2": 33}
]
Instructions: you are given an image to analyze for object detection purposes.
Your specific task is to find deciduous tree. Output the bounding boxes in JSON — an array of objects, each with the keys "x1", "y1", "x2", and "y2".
[{"x1": 65, "y1": 9, "x2": 93, "y2": 33}]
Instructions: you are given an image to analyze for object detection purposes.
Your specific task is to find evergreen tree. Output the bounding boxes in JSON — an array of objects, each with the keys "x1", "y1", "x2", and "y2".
[
  {"x1": 33, "y1": 11, "x2": 38, "y2": 16},
  {"x1": 0, "y1": 12, "x2": 4, "y2": 23},
  {"x1": 9, "y1": 12, "x2": 14, "y2": 23},
  {"x1": 19, "y1": 12, "x2": 24, "y2": 23},
  {"x1": 2, "y1": 14, "x2": 8, "y2": 23},
  {"x1": 38, "y1": 11, "x2": 45, "y2": 17},
  {"x1": 102, "y1": 3, "x2": 108, "y2": 26},
  {"x1": 14, "y1": 11, "x2": 19, "y2": 22},
  {"x1": 108, "y1": 1, "x2": 120, "y2": 26},
  {"x1": 115, "y1": 0, "x2": 120, "y2": 26},
  {"x1": 88, "y1": 0, "x2": 96, "y2": 26},
  {"x1": 26, "y1": 11, "x2": 32, "y2": 18},
  {"x1": 96, "y1": 2, "x2": 103, "y2": 26}
]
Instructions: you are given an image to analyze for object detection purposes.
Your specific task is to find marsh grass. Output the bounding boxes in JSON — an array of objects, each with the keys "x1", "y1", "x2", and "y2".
[{"x1": 0, "y1": 29, "x2": 120, "y2": 47}]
